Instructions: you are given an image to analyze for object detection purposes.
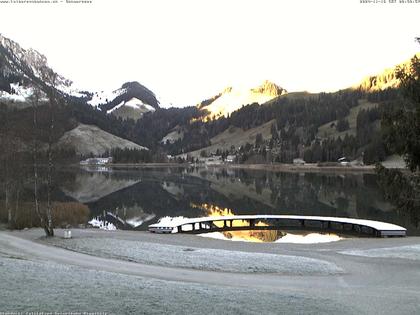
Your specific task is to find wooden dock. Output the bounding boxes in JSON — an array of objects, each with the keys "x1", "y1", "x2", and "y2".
[{"x1": 148, "y1": 215, "x2": 407, "y2": 237}]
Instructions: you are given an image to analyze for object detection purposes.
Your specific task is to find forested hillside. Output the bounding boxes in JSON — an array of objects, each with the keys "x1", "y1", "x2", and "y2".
[
  {"x1": 159, "y1": 88, "x2": 402, "y2": 164},
  {"x1": 1, "y1": 33, "x2": 418, "y2": 165}
]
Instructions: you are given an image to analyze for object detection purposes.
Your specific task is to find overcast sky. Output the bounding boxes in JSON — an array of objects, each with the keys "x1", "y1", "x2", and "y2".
[{"x1": 1, "y1": 0, "x2": 419, "y2": 106}]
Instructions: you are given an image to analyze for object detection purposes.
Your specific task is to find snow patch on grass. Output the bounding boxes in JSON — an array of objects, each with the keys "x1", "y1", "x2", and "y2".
[
  {"x1": 88, "y1": 218, "x2": 117, "y2": 231},
  {"x1": 88, "y1": 88, "x2": 126, "y2": 107},
  {"x1": 275, "y1": 233, "x2": 342, "y2": 244},
  {"x1": 340, "y1": 244, "x2": 420, "y2": 260},
  {"x1": 0, "y1": 83, "x2": 33, "y2": 102},
  {"x1": 199, "y1": 232, "x2": 342, "y2": 244}
]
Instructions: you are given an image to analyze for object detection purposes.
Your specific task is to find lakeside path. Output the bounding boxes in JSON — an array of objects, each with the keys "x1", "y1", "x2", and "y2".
[{"x1": 1, "y1": 229, "x2": 420, "y2": 314}]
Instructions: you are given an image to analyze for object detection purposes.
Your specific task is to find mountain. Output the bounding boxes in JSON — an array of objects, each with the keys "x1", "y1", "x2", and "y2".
[
  {"x1": 0, "y1": 34, "x2": 158, "y2": 120},
  {"x1": 87, "y1": 81, "x2": 159, "y2": 120},
  {"x1": 0, "y1": 33, "x2": 72, "y2": 108},
  {"x1": 60, "y1": 171, "x2": 141, "y2": 203},
  {"x1": 198, "y1": 80, "x2": 286, "y2": 120},
  {"x1": 1, "y1": 33, "x2": 419, "y2": 165},
  {"x1": 0, "y1": 34, "x2": 157, "y2": 157},
  {"x1": 356, "y1": 53, "x2": 420, "y2": 92},
  {"x1": 56, "y1": 124, "x2": 148, "y2": 156},
  {"x1": 171, "y1": 54, "x2": 420, "y2": 164}
]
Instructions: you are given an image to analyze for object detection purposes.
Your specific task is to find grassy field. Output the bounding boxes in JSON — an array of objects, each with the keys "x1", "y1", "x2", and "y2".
[
  {"x1": 264, "y1": 91, "x2": 319, "y2": 106},
  {"x1": 186, "y1": 119, "x2": 275, "y2": 157},
  {"x1": 317, "y1": 99, "x2": 379, "y2": 140}
]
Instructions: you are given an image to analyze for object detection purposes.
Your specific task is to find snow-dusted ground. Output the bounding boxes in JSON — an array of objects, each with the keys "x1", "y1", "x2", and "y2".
[
  {"x1": 88, "y1": 88, "x2": 126, "y2": 107},
  {"x1": 340, "y1": 244, "x2": 420, "y2": 260},
  {"x1": 0, "y1": 256, "x2": 349, "y2": 315},
  {"x1": 1, "y1": 229, "x2": 420, "y2": 314},
  {"x1": 44, "y1": 237, "x2": 343, "y2": 275},
  {"x1": 106, "y1": 100, "x2": 125, "y2": 113},
  {"x1": 57, "y1": 82, "x2": 87, "y2": 98},
  {"x1": 275, "y1": 233, "x2": 342, "y2": 244},
  {"x1": 0, "y1": 82, "x2": 33, "y2": 102},
  {"x1": 124, "y1": 97, "x2": 155, "y2": 112},
  {"x1": 106, "y1": 97, "x2": 156, "y2": 114}
]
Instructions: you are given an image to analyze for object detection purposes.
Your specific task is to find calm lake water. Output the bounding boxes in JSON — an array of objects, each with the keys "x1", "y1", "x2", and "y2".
[{"x1": 57, "y1": 166, "x2": 419, "y2": 236}]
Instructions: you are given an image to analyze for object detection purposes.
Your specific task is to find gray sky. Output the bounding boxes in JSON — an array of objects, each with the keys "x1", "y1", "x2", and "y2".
[{"x1": 1, "y1": 0, "x2": 419, "y2": 106}]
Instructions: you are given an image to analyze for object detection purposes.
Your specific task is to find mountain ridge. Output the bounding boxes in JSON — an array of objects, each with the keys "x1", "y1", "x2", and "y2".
[
  {"x1": 356, "y1": 53, "x2": 420, "y2": 92},
  {"x1": 1, "y1": 33, "x2": 419, "y2": 165},
  {"x1": 198, "y1": 80, "x2": 287, "y2": 120},
  {"x1": 0, "y1": 33, "x2": 158, "y2": 119},
  {"x1": 0, "y1": 34, "x2": 155, "y2": 157}
]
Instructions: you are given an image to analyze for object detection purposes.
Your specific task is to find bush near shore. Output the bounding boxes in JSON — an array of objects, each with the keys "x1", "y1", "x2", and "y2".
[{"x1": 0, "y1": 201, "x2": 89, "y2": 230}]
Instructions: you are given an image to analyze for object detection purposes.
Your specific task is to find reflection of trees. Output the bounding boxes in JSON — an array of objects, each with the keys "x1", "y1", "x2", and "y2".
[
  {"x1": 4, "y1": 166, "x2": 416, "y2": 233},
  {"x1": 193, "y1": 168, "x2": 396, "y2": 219},
  {"x1": 0, "y1": 163, "x2": 85, "y2": 229},
  {"x1": 85, "y1": 174, "x2": 212, "y2": 225},
  {"x1": 376, "y1": 166, "x2": 419, "y2": 228},
  {"x1": 375, "y1": 51, "x2": 420, "y2": 228},
  {"x1": 64, "y1": 168, "x2": 419, "y2": 234}
]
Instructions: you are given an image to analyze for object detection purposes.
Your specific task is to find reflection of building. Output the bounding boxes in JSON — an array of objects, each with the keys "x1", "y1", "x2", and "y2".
[
  {"x1": 338, "y1": 157, "x2": 349, "y2": 166},
  {"x1": 80, "y1": 157, "x2": 113, "y2": 165},
  {"x1": 198, "y1": 156, "x2": 223, "y2": 165},
  {"x1": 225, "y1": 155, "x2": 236, "y2": 163}
]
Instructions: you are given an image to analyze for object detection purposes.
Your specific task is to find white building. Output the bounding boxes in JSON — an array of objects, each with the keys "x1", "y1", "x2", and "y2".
[
  {"x1": 338, "y1": 157, "x2": 350, "y2": 166},
  {"x1": 80, "y1": 157, "x2": 113, "y2": 165},
  {"x1": 293, "y1": 158, "x2": 305, "y2": 165}
]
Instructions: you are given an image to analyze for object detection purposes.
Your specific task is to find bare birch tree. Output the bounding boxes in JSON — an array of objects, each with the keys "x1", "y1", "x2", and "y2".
[
  {"x1": 30, "y1": 88, "x2": 49, "y2": 235},
  {"x1": 45, "y1": 77, "x2": 57, "y2": 237}
]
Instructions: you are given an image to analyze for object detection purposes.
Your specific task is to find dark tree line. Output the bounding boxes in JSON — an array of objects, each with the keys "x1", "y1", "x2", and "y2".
[
  {"x1": 376, "y1": 49, "x2": 420, "y2": 222},
  {"x1": 110, "y1": 148, "x2": 153, "y2": 163},
  {"x1": 158, "y1": 87, "x2": 402, "y2": 164}
]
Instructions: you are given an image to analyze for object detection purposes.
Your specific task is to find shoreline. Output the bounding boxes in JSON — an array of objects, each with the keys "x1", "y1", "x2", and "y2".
[
  {"x1": 78, "y1": 162, "x2": 381, "y2": 173},
  {"x1": 210, "y1": 163, "x2": 378, "y2": 173}
]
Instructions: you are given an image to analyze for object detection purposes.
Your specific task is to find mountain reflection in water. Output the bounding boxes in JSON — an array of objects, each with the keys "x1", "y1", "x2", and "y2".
[
  {"x1": 191, "y1": 203, "x2": 343, "y2": 243},
  {"x1": 2, "y1": 166, "x2": 417, "y2": 236},
  {"x1": 199, "y1": 231, "x2": 342, "y2": 243},
  {"x1": 192, "y1": 203, "x2": 283, "y2": 242}
]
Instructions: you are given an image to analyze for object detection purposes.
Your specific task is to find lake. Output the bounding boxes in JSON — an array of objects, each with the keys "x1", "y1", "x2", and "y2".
[{"x1": 55, "y1": 166, "x2": 419, "y2": 236}]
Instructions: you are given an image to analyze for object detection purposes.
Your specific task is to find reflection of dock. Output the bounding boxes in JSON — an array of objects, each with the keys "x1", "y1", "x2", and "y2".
[{"x1": 148, "y1": 215, "x2": 406, "y2": 237}]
